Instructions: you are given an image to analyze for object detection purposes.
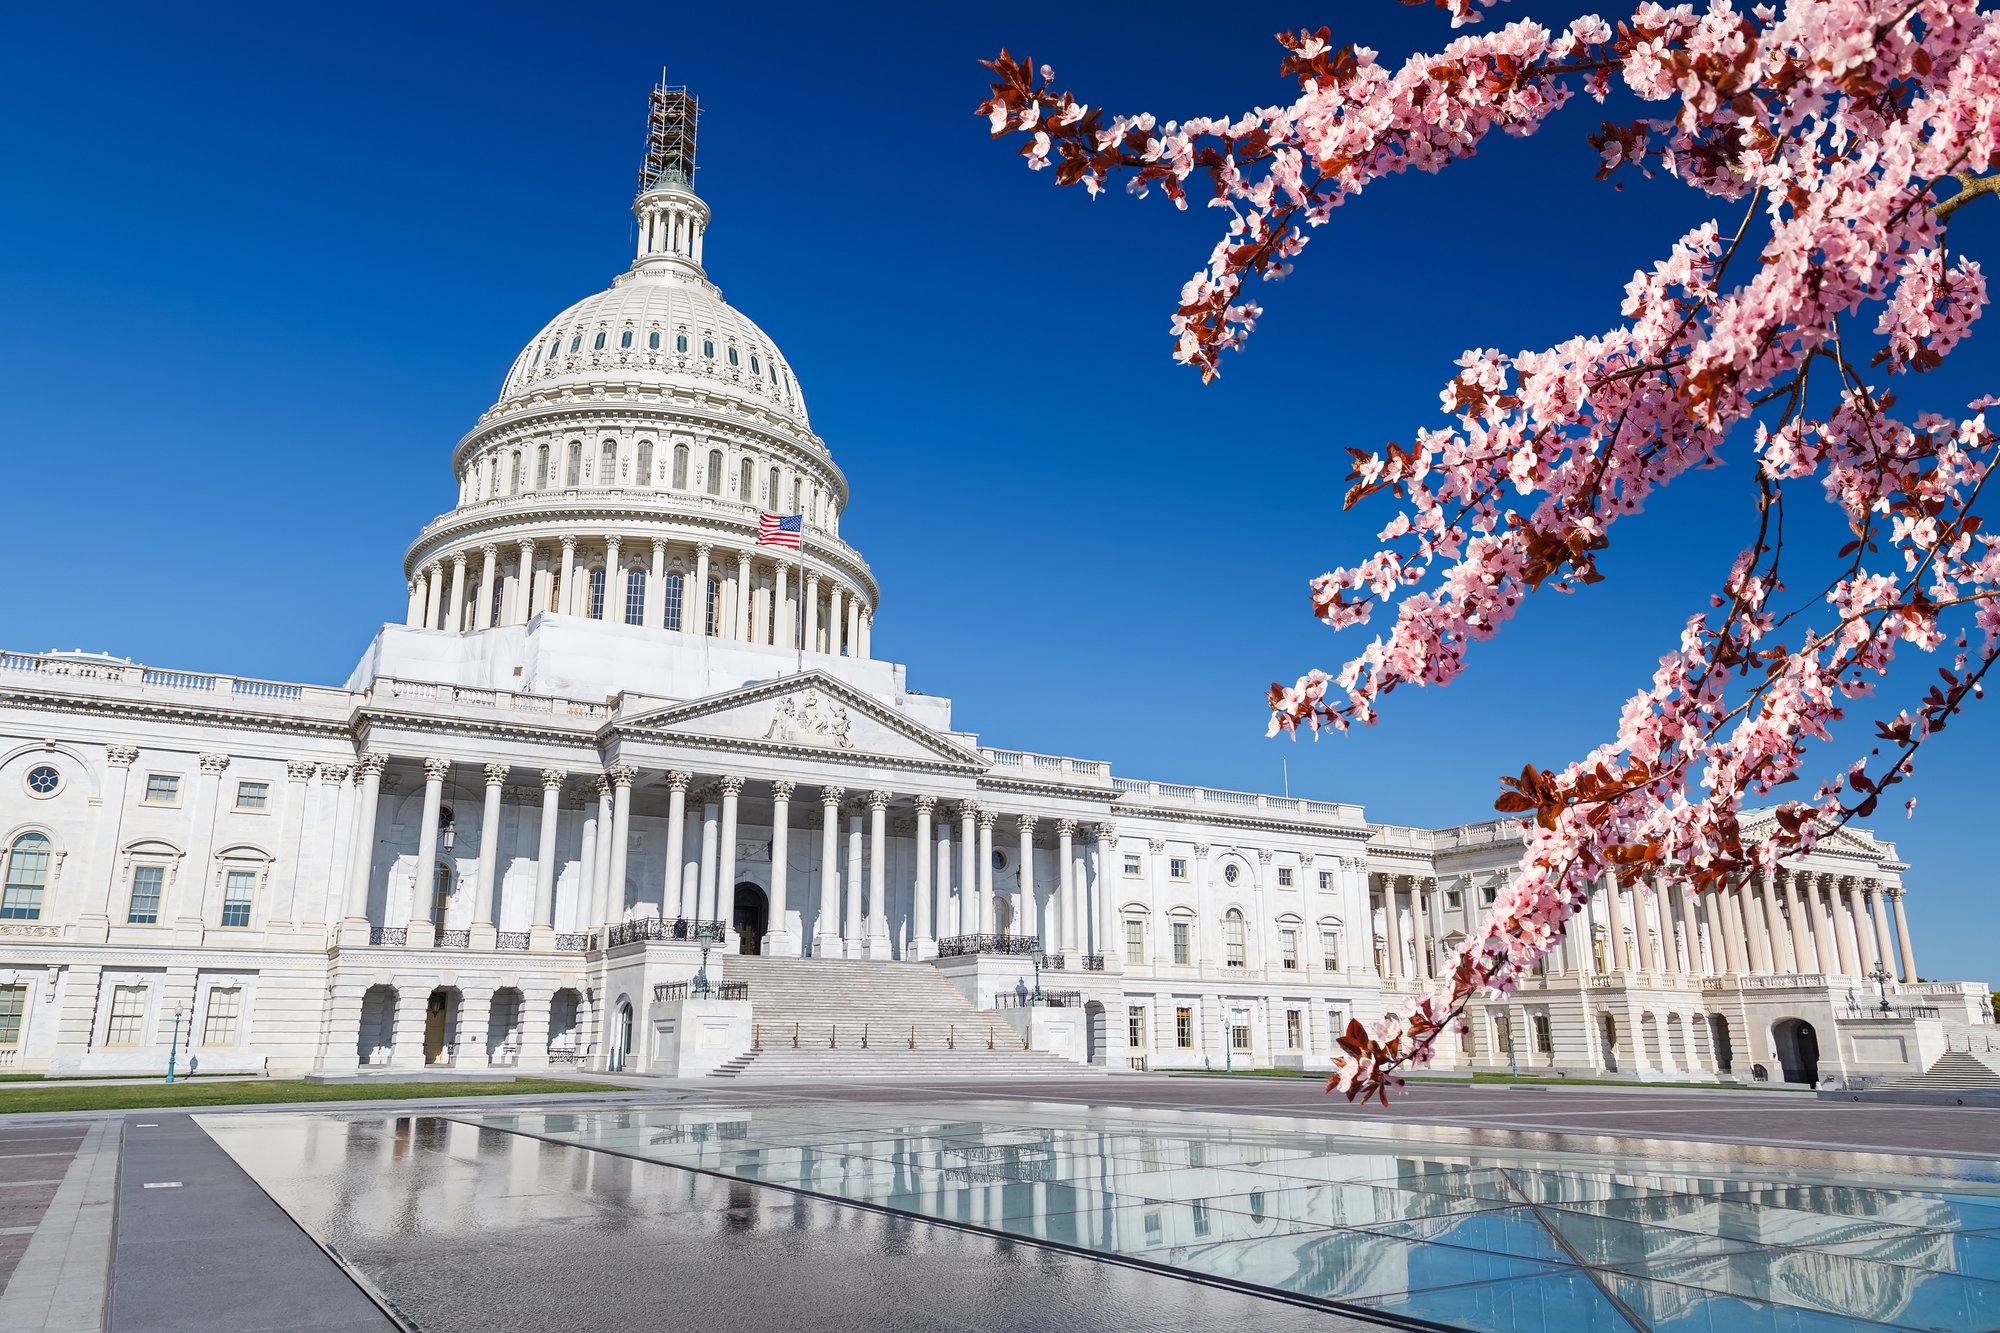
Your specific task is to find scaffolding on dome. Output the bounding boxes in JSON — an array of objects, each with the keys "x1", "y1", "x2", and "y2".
[{"x1": 641, "y1": 78, "x2": 698, "y2": 190}]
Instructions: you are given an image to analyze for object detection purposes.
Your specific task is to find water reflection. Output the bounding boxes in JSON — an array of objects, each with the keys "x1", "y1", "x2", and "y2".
[{"x1": 201, "y1": 1104, "x2": 2000, "y2": 1333}]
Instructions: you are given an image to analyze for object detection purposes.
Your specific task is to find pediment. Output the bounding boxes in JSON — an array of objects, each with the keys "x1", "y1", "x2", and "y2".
[{"x1": 616, "y1": 672, "x2": 987, "y2": 773}]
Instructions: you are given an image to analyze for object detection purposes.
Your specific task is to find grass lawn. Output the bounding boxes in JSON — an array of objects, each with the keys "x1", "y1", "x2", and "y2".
[{"x1": 0, "y1": 1077, "x2": 608, "y2": 1114}]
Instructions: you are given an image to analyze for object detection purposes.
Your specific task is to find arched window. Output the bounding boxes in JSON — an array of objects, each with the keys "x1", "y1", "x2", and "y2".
[
  {"x1": 592, "y1": 330, "x2": 607, "y2": 350},
  {"x1": 636, "y1": 440, "x2": 653, "y2": 485},
  {"x1": 767, "y1": 468, "x2": 781, "y2": 511},
  {"x1": 619, "y1": 329, "x2": 633, "y2": 349},
  {"x1": 488, "y1": 577, "x2": 503, "y2": 628},
  {"x1": 431, "y1": 861, "x2": 452, "y2": 924},
  {"x1": 750, "y1": 354, "x2": 761, "y2": 375},
  {"x1": 702, "y1": 338, "x2": 715, "y2": 358},
  {"x1": 569, "y1": 335, "x2": 581, "y2": 353},
  {"x1": 0, "y1": 833, "x2": 52, "y2": 920},
  {"x1": 672, "y1": 443, "x2": 688, "y2": 489},
  {"x1": 599, "y1": 440, "x2": 617, "y2": 484},
  {"x1": 624, "y1": 567, "x2": 645, "y2": 625},
  {"x1": 1224, "y1": 909, "x2": 1247, "y2": 968},
  {"x1": 506, "y1": 450, "x2": 521, "y2": 495},
  {"x1": 566, "y1": 441, "x2": 582, "y2": 488},
  {"x1": 727, "y1": 345, "x2": 739, "y2": 366},
  {"x1": 663, "y1": 570, "x2": 685, "y2": 631},
  {"x1": 705, "y1": 577, "x2": 720, "y2": 635},
  {"x1": 547, "y1": 339, "x2": 560, "y2": 362},
  {"x1": 676, "y1": 333, "x2": 689, "y2": 353},
  {"x1": 791, "y1": 479, "x2": 803, "y2": 513},
  {"x1": 705, "y1": 450, "x2": 723, "y2": 496},
  {"x1": 648, "y1": 330, "x2": 661, "y2": 350},
  {"x1": 738, "y1": 458, "x2": 753, "y2": 500},
  {"x1": 535, "y1": 443, "x2": 551, "y2": 489},
  {"x1": 587, "y1": 567, "x2": 606, "y2": 619}
]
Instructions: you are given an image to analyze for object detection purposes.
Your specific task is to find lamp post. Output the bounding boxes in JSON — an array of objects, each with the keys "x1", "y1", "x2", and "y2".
[
  {"x1": 165, "y1": 1003, "x2": 184, "y2": 1084},
  {"x1": 692, "y1": 943, "x2": 715, "y2": 999},
  {"x1": 1029, "y1": 947, "x2": 1046, "y2": 1005},
  {"x1": 1867, "y1": 963, "x2": 1894, "y2": 1015}
]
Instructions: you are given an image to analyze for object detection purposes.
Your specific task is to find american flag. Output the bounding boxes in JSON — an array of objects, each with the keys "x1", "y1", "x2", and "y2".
[{"x1": 757, "y1": 512, "x2": 803, "y2": 549}]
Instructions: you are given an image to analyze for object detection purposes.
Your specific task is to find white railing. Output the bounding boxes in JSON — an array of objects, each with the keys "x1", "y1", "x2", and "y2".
[
  {"x1": 1108, "y1": 779, "x2": 1365, "y2": 823},
  {"x1": 978, "y1": 748, "x2": 1108, "y2": 779},
  {"x1": 372, "y1": 677, "x2": 612, "y2": 722},
  {"x1": 0, "y1": 650, "x2": 325, "y2": 707}
]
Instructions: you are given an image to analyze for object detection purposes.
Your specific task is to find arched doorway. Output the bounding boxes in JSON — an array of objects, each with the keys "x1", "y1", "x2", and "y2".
[
  {"x1": 1084, "y1": 1000, "x2": 1107, "y2": 1065},
  {"x1": 1599, "y1": 1013, "x2": 1620, "y2": 1073},
  {"x1": 609, "y1": 1000, "x2": 634, "y2": 1072},
  {"x1": 1772, "y1": 1018, "x2": 1820, "y2": 1084},
  {"x1": 732, "y1": 882, "x2": 768, "y2": 955},
  {"x1": 423, "y1": 988, "x2": 459, "y2": 1066},
  {"x1": 994, "y1": 894, "x2": 1014, "y2": 940},
  {"x1": 1709, "y1": 1014, "x2": 1734, "y2": 1073},
  {"x1": 357, "y1": 985, "x2": 396, "y2": 1067}
]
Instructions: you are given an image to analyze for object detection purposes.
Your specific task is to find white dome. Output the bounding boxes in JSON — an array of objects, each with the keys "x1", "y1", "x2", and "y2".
[{"x1": 493, "y1": 187, "x2": 810, "y2": 432}]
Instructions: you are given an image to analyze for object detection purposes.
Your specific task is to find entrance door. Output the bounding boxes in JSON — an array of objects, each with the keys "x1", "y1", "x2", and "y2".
[
  {"x1": 1600, "y1": 1013, "x2": 1619, "y2": 1073},
  {"x1": 423, "y1": 990, "x2": 451, "y2": 1065},
  {"x1": 1708, "y1": 1015, "x2": 1734, "y2": 1073},
  {"x1": 1773, "y1": 1018, "x2": 1820, "y2": 1084},
  {"x1": 609, "y1": 1002, "x2": 633, "y2": 1072},
  {"x1": 733, "y1": 882, "x2": 769, "y2": 955}
]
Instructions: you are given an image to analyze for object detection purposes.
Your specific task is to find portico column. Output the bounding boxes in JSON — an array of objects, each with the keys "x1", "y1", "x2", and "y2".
[
  {"x1": 765, "y1": 780, "x2": 794, "y2": 955},
  {"x1": 829, "y1": 584, "x2": 846, "y2": 654},
  {"x1": 1093, "y1": 825, "x2": 1119, "y2": 963},
  {"x1": 601, "y1": 537, "x2": 622, "y2": 621},
  {"x1": 1760, "y1": 875, "x2": 1789, "y2": 974},
  {"x1": 960, "y1": 805, "x2": 981, "y2": 939},
  {"x1": 846, "y1": 598, "x2": 861, "y2": 659},
  {"x1": 514, "y1": 540, "x2": 536, "y2": 624},
  {"x1": 474, "y1": 545, "x2": 498, "y2": 630},
  {"x1": 471, "y1": 763, "x2": 506, "y2": 946},
  {"x1": 661, "y1": 770, "x2": 690, "y2": 922},
  {"x1": 1712, "y1": 887, "x2": 1744, "y2": 974},
  {"x1": 590, "y1": 776, "x2": 614, "y2": 924},
  {"x1": 423, "y1": 563, "x2": 444, "y2": 629},
  {"x1": 1015, "y1": 816, "x2": 1037, "y2": 946},
  {"x1": 976, "y1": 809, "x2": 997, "y2": 940},
  {"x1": 937, "y1": 816, "x2": 957, "y2": 937},
  {"x1": 605, "y1": 765, "x2": 636, "y2": 924},
  {"x1": 859, "y1": 609, "x2": 872, "y2": 659},
  {"x1": 1802, "y1": 871, "x2": 1835, "y2": 973},
  {"x1": 1380, "y1": 875, "x2": 1405, "y2": 981},
  {"x1": 805, "y1": 573, "x2": 821, "y2": 654},
  {"x1": 716, "y1": 775, "x2": 743, "y2": 938},
  {"x1": 1849, "y1": 880, "x2": 1879, "y2": 973},
  {"x1": 1679, "y1": 883, "x2": 1702, "y2": 975},
  {"x1": 1068, "y1": 832, "x2": 1089, "y2": 959},
  {"x1": 406, "y1": 576, "x2": 425, "y2": 627},
  {"x1": 911, "y1": 795, "x2": 936, "y2": 958},
  {"x1": 558, "y1": 536, "x2": 577, "y2": 615},
  {"x1": 844, "y1": 802, "x2": 865, "y2": 953},
  {"x1": 1890, "y1": 888, "x2": 1918, "y2": 982},
  {"x1": 1827, "y1": 875, "x2": 1859, "y2": 976},
  {"x1": 401, "y1": 757, "x2": 448, "y2": 947},
  {"x1": 736, "y1": 551, "x2": 753, "y2": 640},
  {"x1": 1406, "y1": 873, "x2": 1430, "y2": 981},
  {"x1": 816, "y1": 786, "x2": 845, "y2": 955},
  {"x1": 695, "y1": 784, "x2": 720, "y2": 924},
  {"x1": 1053, "y1": 820, "x2": 1075, "y2": 953},
  {"x1": 1870, "y1": 883, "x2": 1897, "y2": 979},
  {"x1": 532, "y1": 769, "x2": 565, "y2": 941},
  {"x1": 866, "y1": 790, "x2": 892, "y2": 957},
  {"x1": 1599, "y1": 875, "x2": 1628, "y2": 972},
  {"x1": 692, "y1": 544, "x2": 712, "y2": 634},
  {"x1": 647, "y1": 539, "x2": 667, "y2": 628},
  {"x1": 1780, "y1": 871, "x2": 1814, "y2": 972},
  {"x1": 445, "y1": 554, "x2": 467, "y2": 631},
  {"x1": 774, "y1": 560, "x2": 793, "y2": 649}
]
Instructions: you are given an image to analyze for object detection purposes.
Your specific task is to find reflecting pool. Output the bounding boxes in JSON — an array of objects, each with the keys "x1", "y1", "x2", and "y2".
[{"x1": 468, "y1": 1102, "x2": 2000, "y2": 1331}]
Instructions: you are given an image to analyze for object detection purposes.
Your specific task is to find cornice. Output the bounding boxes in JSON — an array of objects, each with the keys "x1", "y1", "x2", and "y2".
[
  {"x1": 0, "y1": 684, "x2": 353, "y2": 741},
  {"x1": 1106, "y1": 797, "x2": 1377, "y2": 844}
]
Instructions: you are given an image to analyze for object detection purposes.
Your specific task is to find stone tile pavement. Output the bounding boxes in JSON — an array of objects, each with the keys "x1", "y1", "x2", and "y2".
[{"x1": 0, "y1": 1119, "x2": 117, "y2": 1332}]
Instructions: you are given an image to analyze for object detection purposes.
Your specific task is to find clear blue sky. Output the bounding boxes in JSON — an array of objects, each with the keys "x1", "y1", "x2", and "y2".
[{"x1": 2, "y1": 2, "x2": 1992, "y2": 986}]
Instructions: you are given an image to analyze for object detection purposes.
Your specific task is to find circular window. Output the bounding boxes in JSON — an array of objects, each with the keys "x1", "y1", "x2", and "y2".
[
  {"x1": 1223, "y1": 864, "x2": 1239, "y2": 884},
  {"x1": 25, "y1": 764, "x2": 61, "y2": 797}
]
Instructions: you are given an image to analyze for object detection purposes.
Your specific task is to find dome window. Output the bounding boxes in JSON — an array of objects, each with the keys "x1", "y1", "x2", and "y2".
[
  {"x1": 648, "y1": 331, "x2": 661, "y2": 351},
  {"x1": 750, "y1": 355, "x2": 760, "y2": 375},
  {"x1": 676, "y1": 334, "x2": 688, "y2": 353},
  {"x1": 727, "y1": 346, "x2": 740, "y2": 367},
  {"x1": 619, "y1": 330, "x2": 633, "y2": 349},
  {"x1": 702, "y1": 339, "x2": 714, "y2": 359},
  {"x1": 569, "y1": 335, "x2": 582, "y2": 354},
  {"x1": 531, "y1": 346, "x2": 542, "y2": 367},
  {"x1": 593, "y1": 331, "x2": 607, "y2": 351},
  {"x1": 547, "y1": 340, "x2": 560, "y2": 361}
]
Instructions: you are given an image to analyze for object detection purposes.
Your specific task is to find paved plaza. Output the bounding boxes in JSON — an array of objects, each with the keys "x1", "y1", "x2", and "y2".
[{"x1": 0, "y1": 1075, "x2": 1995, "y2": 1331}]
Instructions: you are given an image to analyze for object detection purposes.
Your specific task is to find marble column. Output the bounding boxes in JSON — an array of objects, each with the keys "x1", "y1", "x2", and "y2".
[
  {"x1": 445, "y1": 554, "x2": 467, "y2": 631},
  {"x1": 532, "y1": 769, "x2": 564, "y2": 940},
  {"x1": 591, "y1": 776, "x2": 614, "y2": 925},
  {"x1": 601, "y1": 538, "x2": 622, "y2": 622},
  {"x1": 1602, "y1": 876, "x2": 1630, "y2": 972},
  {"x1": 692, "y1": 543, "x2": 712, "y2": 634},
  {"x1": 1780, "y1": 871, "x2": 1814, "y2": 973},
  {"x1": 1054, "y1": 820, "x2": 1075, "y2": 953},
  {"x1": 977, "y1": 809, "x2": 997, "y2": 942},
  {"x1": 1805, "y1": 874, "x2": 1839, "y2": 974},
  {"x1": 844, "y1": 803, "x2": 865, "y2": 954},
  {"x1": 911, "y1": 795, "x2": 935, "y2": 959},
  {"x1": 774, "y1": 559, "x2": 793, "y2": 649},
  {"x1": 406, "y1": 575, "x2": 425, "y2": 627},
  {"x1": 936, "y1": 813, "x2": 956, "y2": 938},
  {"x1": 661, "y1": 771, "x2": 690, "y2": 923},
  {"x1": 866, "y1": 790, "x2": 892, "y2": 958},
  {"x1": 605, "y1": 764, "x2": 636, "y2": 923},
  {"x1": 469, "y1": 764, "x2": 506, "y2": 945},
  {"x1": 558, "y1": 536, "x2": 577, "y2": 615},
  {"x1": 423, "y1": 563, "x2": 444, "y2": 629},
  {"x1": 805, "y1": 573, "x2": 821, "y2": 654},
  {"x1": 1406, "y1": 875, "x2": 1430, "y2": 981},
  {"x1": 1015, "y1": 816, "x2": 1037, "y2": 945},
  {"x1": 696, "y1": 785, "x2": 721, "y2": 924},
  {"x1": 816, "y1": 786, "x2": 844, "y2": 956},
  {"x1": 768, "y1": 781, "x2": 794, "y2": 955},
  {"x1": 828, "y1": 584, "x2": 845, "y2": 654},
  {"x1": 1380, "y1": 875, "x2": 1404, "y2": 981},
  {"x1": 475, "y1": 545, "x2": 498, "y2": 630},
  {"x1": 1760, "y1": 876, "x2": 1790, "y2": 974},
  {"x1": 1716, "y1": 887, "x2": 1746, "y2": 975},
  {"x1": 736, "y1": 551, "x2": 753, "y2": 641},
  {"x1": 1891, "y1": 888, "x2": 1918, "y2": 982},
  {"x1": 646, "y1": 539, "x2": 668, "y2": 629},
  {"x1": 960, "y1": 805, "x2": 980, "y2": 938},
  {"x1": 514, "y1": 540, "x2": 536, "y2": 625},
  {"x1": 1068, "y1": 828, "x2": 1088, "y2": 959},
  {"x1": 1870, "y1": 884, "x2": 1897, "y2": 980},
  {"x1": 1849, "y1": 880, "x2": 1879, "y2": 972},
  {"x1": 717, "y1": 775, "x2": 743, "y2": 937},
  {"x1": 408, "y1": 757, "x2": 449, "y2": 945},
  {"x1": 1827, "y1": 875, "x2": 1860, "y2": 976},
  {"x1": 1094, "y1": 826, "x2": 1119, "y2": 962}
]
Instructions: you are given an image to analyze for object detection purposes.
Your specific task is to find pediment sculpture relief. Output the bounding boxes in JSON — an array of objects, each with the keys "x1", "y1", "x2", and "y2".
[{"x1": 764, "y1": 689, "x2": 854, "y2": 750}]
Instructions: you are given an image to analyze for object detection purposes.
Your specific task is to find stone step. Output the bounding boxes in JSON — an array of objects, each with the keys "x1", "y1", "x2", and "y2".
[{"x1": 1883, "y1": 1050, "x2": 2000, "y2": 1091}]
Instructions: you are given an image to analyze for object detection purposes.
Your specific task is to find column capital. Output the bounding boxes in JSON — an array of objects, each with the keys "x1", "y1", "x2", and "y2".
[
  {"x1": 483, "y1": 763, "x2": 510, "y2": 786},
  {"x1": 285, "y1": 760, "x2": 316, "y2": 782},
  {"x1": 481, "y1": 542, "x2": 501, "y2": 558},
  {"x1": 716, "y1": 774, "x2": 746, "y2": 797},
  {"x1": 1055, "y1": 818, "x2": 1078, "y2": 838},
  {"x1": 1193, "y1": 842, "x2": 1210, "y2": 857},
  {"x1": 806, "y1": 571, "x2": 822, "y2": 589},
  {"x1": 819, "y1": 784, "x2": 846, "y2": 807},
  {"x1": 697, "y1": 541, "x2": 714, "y2": 558},
  {"x1": 607, "y1": 764, "x2": 638, "y2": 789},
  {"x1": 736, "y1": 549, "x2": 751, "y2": 567},
  {"x1": 1093, "y1": 823, "x2": 1118, "y2": 845},
  {"x1": 518, "y1": 537, "x2": 535, "y2": 553},
  {"x1": 770, "y1": 779, "x2": 796, "y2": 801},
  {"x1": 975, "y1": 806, "x2": 996, "y2": 830},
  {"x1": 320, "y1": 762, "x2": 353, "y2": 785},
  {"x1": 560, "y1": 534, "x2": 578, "y2": 552},
  {"x1": 1147, "y1": 838, "x2": 1165, "y2": 853},
  {"x1": 913, "y1": 794, "x2": 938, "y2": 815},
  {"x1": 450, "y1": 551, "x2": 467, "y2": 570},
  {"x1": 1015, "y1": 813, "x2": 1037, "y2": 835},
  {"x1": 198, "y1": 752, "x2": 230, "y2": 775},
  {"x1": 106, "y1": 744, "x2": 139, "y2": 768},
  {"x1": 422, "y1": 756, "x2": 452, "y2": 782},
  {"x1": 664, "y1": 769, "x2": 693, "y2": 793},
  {"x1": 652, "y1": 536, "x2": 668, "y2": 556},
  {"x1": 775, "y1": 557, "x2": 793, "y2": 574},
  {"x1": 356, "y1": 752, "x2": 388, "y2": 779},
  {"x1": 592, "y1": 773, "x2": 613, "y2": 798},
  {"x1": 539, "y1": 767, "x2": 567, "y2": 791},
  {"x1": 1255, "y1": 848, "x2": 1274, "y2": 864},
  {"x1": 1885, "y1": 884, "x2": 1904, "y2": 901}
]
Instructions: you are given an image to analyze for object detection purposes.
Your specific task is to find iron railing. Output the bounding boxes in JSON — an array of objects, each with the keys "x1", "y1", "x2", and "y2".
[
  {"x1": 1083, "y1": 955, "x2": 1106, "y2": 972},
  {"x1": 993, "y1": 990, "x2": 1083, "y2": 1009},
  {"x1": 937, "y1": 934, "x2": 1043, "y2": 957},
  {"x1": 368, "y1": 927, "x2": 407, "y2": 947},
  {"x1": 608, "y1": 918, "x2": 726, "y2": 946},
  {"x1": 434, "y1": 930, "x2": 470, "y2": 949},
  {"x1": 495, "y1": 931, "x2": 531, "y2": 951},
  {"x1": 553, "y1": 933, "x2": 592, "y2": 953},
  {"x1": 655, "y1": 981, "x2": 750, "y2": 1002}
]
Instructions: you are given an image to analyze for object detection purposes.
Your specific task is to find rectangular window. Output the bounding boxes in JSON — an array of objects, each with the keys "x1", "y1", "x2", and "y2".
[
  {"x1": 1277, "y1": 867, "x2": 1293, "y2": 888},
  {"x1": 1124, "y1": 919, "x2": 1144, "y2": 965},
  {"x1": 1123, "y1": 853, "x2": 1142, "y2": 876},
  {"x1": 0, "y1": 984, "x2": 24, "y2": 1047},
  {"x1": 233, "y1": 781, "x2": 269, "y2": 811},
  {"x1": 127, "y1": 864, "x2": 164, "y2": 925},
  {"x1": 1482, "y1": 887, "x2": 1498, "y2": 905},
  {"x1": 1533, "y1": 1014, "x2": 1553, "y2": 1054},
  {"x1": 1496, "y1": 1015, "x2": 1515, "y2": 1056},
  {"x1": 1318, "y1": 870, "x2": 1333, "y2": 891},
  {"x1": 202, "y1": 988, "x2": 242, "y2": 1045},
  {"x1": 105, "y1": 985, "x2": 147, "y2": 1046},
  {"x1": 1174, "y1": 1006, "x2": 1193, "y2": 1049},
  {"x1": 143, "y1": 774, "x2": 180, "y2": 805},
  {"x1": 1169, "y1": 857, "x2": 1187, "y2": 880},
  {"x1": 663, "y1": 571, "x2": 684, "y2": 631},
  {"x1": 1127, "y1": 1005, "x2": 1145, "y2": 1049},
  {"x1": 1191, "y1": 1199, "x2": 1211, "y2": 1237},
  {"x1": 1446, "y1": 890, "x2": 1463, "y2": 909},
  {"x1": 1, "y1": 839, "x2": 50, "y2": 920},
  {"x1": 1171, "y1": 922, "x2": 1190, "y2": 965},
  {"x1": 1321, "y1": 929, "x2": 1340, "y2": 971},
  {"x1": 1281, "y1": 929, "x2": 1299, "y2": 969},
  {"x1": 1328, "y1": 1006, "x2": 1348, "y2": 1040},
  {"x1": 624, "y1": 567, "x2": 646, "y2": 625},
  {"x1": 219, "y1": 870, "x2": 255, "y2": 928},
  {"x1": 1230, "y1": 1013, "x2": 1252, "y2": 1052},
  {"x1": 1285, "y1": 1009, "x2": 1303, "y2": 1049}
]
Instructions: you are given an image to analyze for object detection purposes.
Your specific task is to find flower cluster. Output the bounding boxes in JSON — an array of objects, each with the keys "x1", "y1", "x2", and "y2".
[{"x1": 983, "y1": 1, "x2": 2000, "y2": 1102}]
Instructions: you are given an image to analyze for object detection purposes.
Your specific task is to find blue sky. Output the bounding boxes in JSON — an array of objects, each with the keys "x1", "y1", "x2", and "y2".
[{"x1": 2, "y1": 2, "x2": 1993, "y2": 986}]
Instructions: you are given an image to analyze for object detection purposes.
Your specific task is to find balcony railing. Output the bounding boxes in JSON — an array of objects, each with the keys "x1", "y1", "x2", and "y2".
[
  {"x1": 1083, "y1": 955, "x2": 1106, "y2": 972},
  {"x1": 368, "y1": 927, "x2": 407, "y2": 947},
  {"x1": 434, "y1": 930, "x2": 470, "y2": 949},
  {"x1": 495, "y1": 931, "x2": 531, "y2": 951},
  {"x1": 655, "y1": 981, "x2": 749, "y2": 1002},
  {"x1": 554, "y1": 932, "x2": 593, "y2": 952},
  {"x1": 937, "y1": 934, "x2": 1043, "y2": 958},
  {"x1": 994, "y1": 990, "x2": 1084, "y2": 1009},
  {"x1": 607, "y1": 918, "x2": 725, "y2": 947}
]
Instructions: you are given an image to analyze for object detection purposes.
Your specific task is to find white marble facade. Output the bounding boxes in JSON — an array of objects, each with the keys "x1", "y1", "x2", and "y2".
[{"x1": 0, "y1": 93, "x2": 1987, "y2": 1084}]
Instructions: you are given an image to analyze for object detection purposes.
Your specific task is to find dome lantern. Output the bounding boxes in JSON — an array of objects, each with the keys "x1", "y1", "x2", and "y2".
[{"x1": 633, "y1": 79, "x2": 709, "y2": 277}]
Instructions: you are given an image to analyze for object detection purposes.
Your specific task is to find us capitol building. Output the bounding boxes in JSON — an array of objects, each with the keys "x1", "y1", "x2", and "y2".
[{"x1": 0, "y1": 87, "x2": 1987, "y2": 1086}]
